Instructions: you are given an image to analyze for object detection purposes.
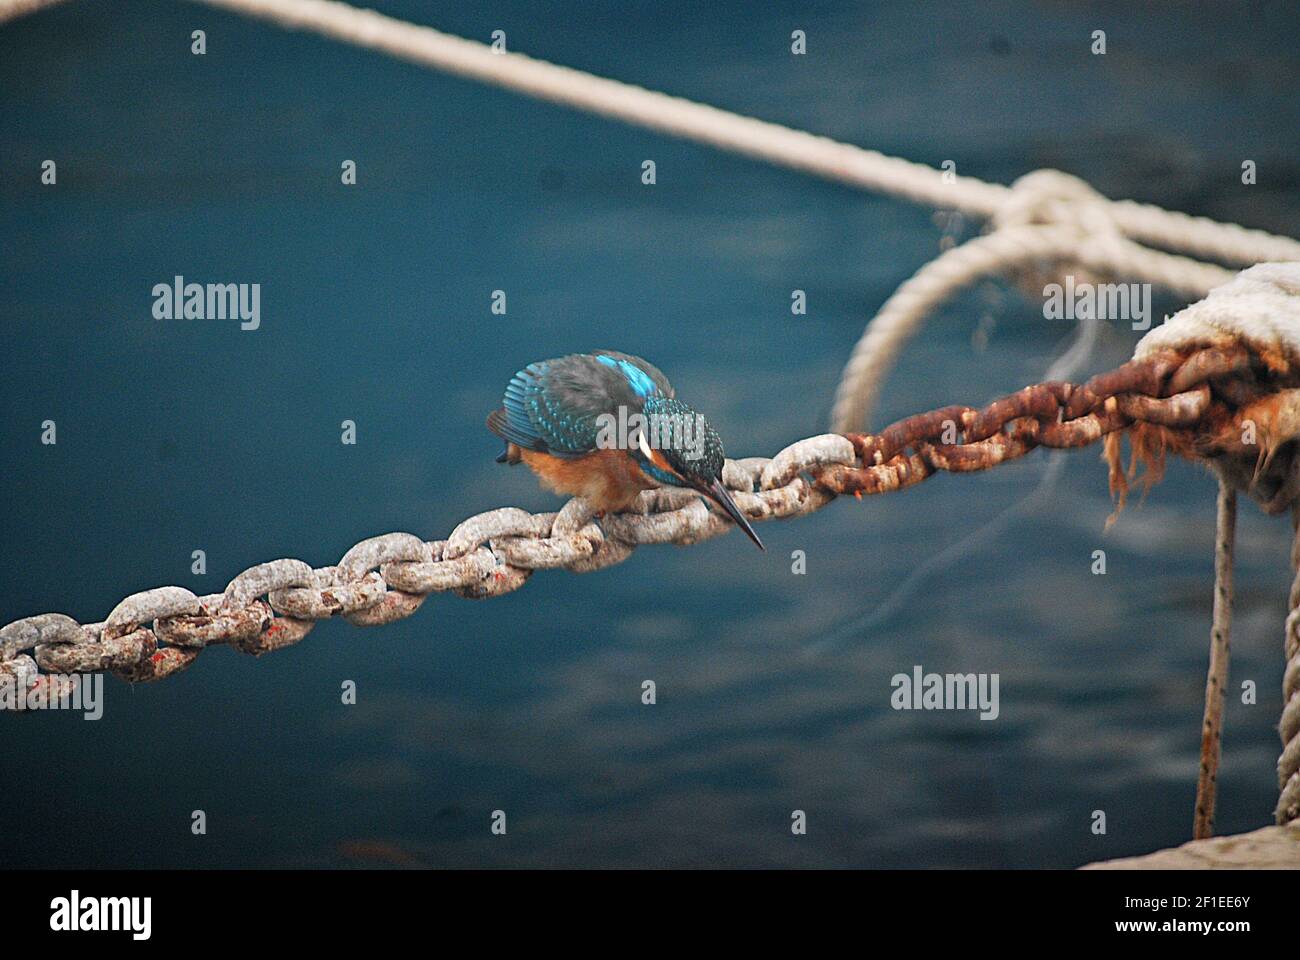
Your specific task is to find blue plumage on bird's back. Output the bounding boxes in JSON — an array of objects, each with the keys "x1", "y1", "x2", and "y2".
[
  {"x1": 594, "y1": 353, "x2": 659, "y2": 399},
  {"x1": 486, "y1": 350, "x2": 764, "y2": 548}
]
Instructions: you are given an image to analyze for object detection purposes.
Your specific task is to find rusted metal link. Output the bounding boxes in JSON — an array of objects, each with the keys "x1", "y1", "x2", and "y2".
[
  {"x1": 861, "y1": 405, "x2": 973, "y2": 464},
  {"x1": 1063, "y1": 350, "x2": 1183, "y2": 419},
  {"x1": 1115, "y1": 383, "x2": 1212, "y2": 427},
  {"x1": 1030, "y1": 405, "x2": 1129, "y2": 448},
  {"x1": 236, "y1": 616, "x2": 315, "y2": 656},
  {"x1": 1168, "y1": 346, "x2": 1251, "y2": 396},
  {"x1": 37, "y1": 627, "x2": 155, "y2": 674},
  {"x1": 113, "y1": 645, "x2": 201, "y2": 683},
  {"x1": 155, "y1": 598, "x2": 272, "y2": 648},
  {"x1": 338, "y1": 533, "x2": 429, "y2": 580},
  {"x1": 758, "y1": 435, "x2": 857, "y2": 490},
  {"x1": 817, "y1": 451, "x2": 933, "y2": 497},
  {"x1": 454, "y1": 564, "x2": 531, "y2": 600},
  {"x1": 0, "y1": 653, "x2": 80, "y2": 709},
  {"x1": 268, "y1": 568, "x2": 387, "y2": 619},
  {"x1": 964, "y1": 382, "x2": 1072, "y2": 443},
  {"x1": 345, "y1": 591, "x2": 426, "y2": 626},
  {"x1": 823, "y1": 349, "x2": 1233, "y2": 492},
  {"x1": 1, "y1": 654, "x2": 39, "y2": 688},
  {"x1": 837, "y1": 369, "x2": 1198, "y2": 483},
  {"x1": 381, "y1": 542, "x2": 496, "y2": 593},
  {"x1": 223, "y1": 559, "x2": 315, "y2": 609},
  {"x1": 922, "y1": 431, "x2": 1036, "y2": 472},
  {"x1": 0, "y1": 613, "x2": 83, "y2": 661},
  {"x1": 104, "y1": 586, "x2": 201, "y2": 638}
]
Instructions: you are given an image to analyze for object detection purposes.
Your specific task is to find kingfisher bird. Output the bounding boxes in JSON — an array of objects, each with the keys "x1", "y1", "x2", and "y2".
[{"x1": 487, "y1": 350, "x2": 764, "y2": 550}]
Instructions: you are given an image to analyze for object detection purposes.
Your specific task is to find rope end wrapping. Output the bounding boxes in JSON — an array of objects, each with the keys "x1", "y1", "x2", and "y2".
[
  {"x1": 1119, "y1": 264, "x2": 1300, "y2": 516},
  {"x1": 1134, "y1": 262, "x2": 1300, "y2": 368}
]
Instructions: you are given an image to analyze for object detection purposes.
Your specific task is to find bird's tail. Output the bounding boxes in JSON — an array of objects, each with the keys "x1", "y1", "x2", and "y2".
[{"x1": 486, "y1": 409, "x2": 521, "y2": 464}]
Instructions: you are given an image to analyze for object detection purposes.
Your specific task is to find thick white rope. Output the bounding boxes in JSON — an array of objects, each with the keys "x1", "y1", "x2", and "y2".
[
  {"x1": 1135, "y1": 261, "x2": 1300, "y2": 362},
  {"x1": 188, "y1": 0, "x2": 1010, "y2": 216},
  {"x1": 1110, "y1": 201, "x2": 1300, "y2": 270},
  {"x1": 126, "y1": 0, "x2": 1295, "y2": 269}
]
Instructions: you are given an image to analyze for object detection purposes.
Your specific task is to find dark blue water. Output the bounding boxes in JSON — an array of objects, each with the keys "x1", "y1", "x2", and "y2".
[{"x1": 2, "y1": 0, "x2": 1298, "y2": 868}]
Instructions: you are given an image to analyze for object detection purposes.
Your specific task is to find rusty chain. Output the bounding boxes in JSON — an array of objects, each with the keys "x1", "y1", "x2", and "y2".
[{"x1": 0, "y1": 344, "x2": 1276, "y2": 697}]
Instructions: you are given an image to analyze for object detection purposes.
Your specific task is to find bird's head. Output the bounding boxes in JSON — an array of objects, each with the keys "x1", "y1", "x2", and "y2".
[{"x1": 630, "y1": 397, "x2": 764, "y2": 551}]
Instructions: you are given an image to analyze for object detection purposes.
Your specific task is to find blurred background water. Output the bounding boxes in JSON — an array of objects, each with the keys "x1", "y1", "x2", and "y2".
[{"x1": 2, "y1": 0, "x2": 1298, "y2": 868}]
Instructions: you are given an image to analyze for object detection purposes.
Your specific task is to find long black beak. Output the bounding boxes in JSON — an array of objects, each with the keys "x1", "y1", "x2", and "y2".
[{"x1": 702, "y1": 476, "x2": 765, "y2": 551}]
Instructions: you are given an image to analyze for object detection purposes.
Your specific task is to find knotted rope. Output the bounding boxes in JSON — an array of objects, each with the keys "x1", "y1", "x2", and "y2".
[{"x1": 830, "y1": 171, "x2": 1240, "y2": 431}]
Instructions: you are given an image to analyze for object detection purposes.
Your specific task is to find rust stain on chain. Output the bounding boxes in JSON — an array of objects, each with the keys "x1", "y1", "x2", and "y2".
[{"x1": 819, "y1": 345, "x2": 1299, "y2": 528}]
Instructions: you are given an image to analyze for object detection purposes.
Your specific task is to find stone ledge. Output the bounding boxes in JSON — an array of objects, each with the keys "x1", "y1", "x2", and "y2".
[{"x1": 1082, "y1": 822, "x2": 1300, "y2": 869}]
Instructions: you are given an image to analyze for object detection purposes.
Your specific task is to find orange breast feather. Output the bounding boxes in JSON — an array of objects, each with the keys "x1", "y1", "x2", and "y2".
[{"x1": 519, "y1": 448, "x2": 655, "y2": 513}]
